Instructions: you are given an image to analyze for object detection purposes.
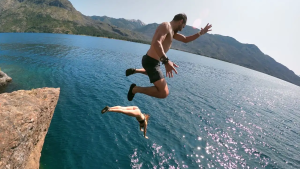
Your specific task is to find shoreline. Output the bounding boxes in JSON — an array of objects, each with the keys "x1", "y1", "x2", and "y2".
[{"x1": 1, "y1": 32, "x2": 299, "y2": 87}]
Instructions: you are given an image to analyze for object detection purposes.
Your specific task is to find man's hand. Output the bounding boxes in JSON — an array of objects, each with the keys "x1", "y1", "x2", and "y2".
[
  {"x1": 199, "y1": 23, "x2": 212, "y2": 35},
  {"x1": 164, "y1": 60, "x2": 179, "y2": 78}
]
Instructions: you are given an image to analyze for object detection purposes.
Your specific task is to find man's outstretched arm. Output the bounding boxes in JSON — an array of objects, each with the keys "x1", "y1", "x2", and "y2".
[
  {"x1": 174, "y1": 32, "x2": 201, "y2": 43},
  {"x1": 174, "y1": 23, "x2": 212, "y2": 43}
]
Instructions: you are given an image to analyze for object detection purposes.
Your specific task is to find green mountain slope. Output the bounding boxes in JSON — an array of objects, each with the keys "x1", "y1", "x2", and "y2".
[
  {"x1": 134, "y1": 23, "x2": 300, "y2": 86},
  {"x1": 1, "y1": 1, "x2": 299, "y2": 86},
  {"x1": 93, "y1": 16, "x2": 300, "y2": 86},
  {"x1": 0, "y1": 0, "x2": 150, "y2": 43},
  {"x1": 90, "y1": 15, "x2": 145, "y2": 30}
]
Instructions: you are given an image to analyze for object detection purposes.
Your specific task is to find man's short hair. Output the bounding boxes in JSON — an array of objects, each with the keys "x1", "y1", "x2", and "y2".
[{"x1": 172, "y1": 13, "x2": 187, "y2": 24}]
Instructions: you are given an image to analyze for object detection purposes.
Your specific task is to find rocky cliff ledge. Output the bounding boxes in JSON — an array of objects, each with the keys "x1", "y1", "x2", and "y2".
[
  {"x1": 0, "y1": 87, "x2": 60, "y2": 169},
  {"x1": 0, "y1": 71, "x2": 12, "y2": 87}
]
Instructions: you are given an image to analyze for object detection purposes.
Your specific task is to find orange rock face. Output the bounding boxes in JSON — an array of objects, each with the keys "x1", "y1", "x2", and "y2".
[{"x1": 0, "y1": 87, "x2": 60, "y2": 169}]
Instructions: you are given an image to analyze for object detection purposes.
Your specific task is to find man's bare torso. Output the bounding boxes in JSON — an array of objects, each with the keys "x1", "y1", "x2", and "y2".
[{"x1": 147, "y1": 22, "x2": 174, "y2": 61}]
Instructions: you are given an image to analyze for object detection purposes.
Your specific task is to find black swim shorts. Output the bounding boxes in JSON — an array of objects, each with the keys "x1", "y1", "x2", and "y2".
[{"x1": 142, "y1": 54, "x2": 164, "y2": 83}]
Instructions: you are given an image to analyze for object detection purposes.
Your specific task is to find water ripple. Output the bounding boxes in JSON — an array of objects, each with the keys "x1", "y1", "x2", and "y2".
[{"x1": 1, "y1": 33, "x2": 300, "y2": 169}]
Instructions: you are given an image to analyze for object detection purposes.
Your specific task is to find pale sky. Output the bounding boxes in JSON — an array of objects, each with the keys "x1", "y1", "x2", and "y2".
[{"x1": 69, "y1": 0, "x2": 300, "y2": 75}]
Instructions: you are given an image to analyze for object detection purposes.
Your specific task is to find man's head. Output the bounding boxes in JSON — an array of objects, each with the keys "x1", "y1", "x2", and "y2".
[{"x1": 172, "y1": 13, "x2": 187, "y2": 33}]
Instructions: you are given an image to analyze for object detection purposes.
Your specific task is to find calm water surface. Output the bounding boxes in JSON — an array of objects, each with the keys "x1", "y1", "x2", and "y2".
[{"x1": 0, "y1": 33, "x2": 299, "y2": 169}]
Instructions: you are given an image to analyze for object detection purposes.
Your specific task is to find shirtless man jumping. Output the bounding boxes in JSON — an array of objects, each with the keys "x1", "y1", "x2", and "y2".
[{"x1": 126, "y1": 13, "x2": 212, "y2": 101}]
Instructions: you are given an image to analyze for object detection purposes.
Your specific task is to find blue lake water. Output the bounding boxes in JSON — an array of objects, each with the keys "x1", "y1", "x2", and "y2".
[{"x1": 0, "y1": 33, "x2": 299, "y2": 169}]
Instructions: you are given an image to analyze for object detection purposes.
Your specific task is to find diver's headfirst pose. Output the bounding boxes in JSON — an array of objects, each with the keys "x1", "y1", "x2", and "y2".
[{"x1": 101, "y1": 105, "x2": 150, "y2": 139}]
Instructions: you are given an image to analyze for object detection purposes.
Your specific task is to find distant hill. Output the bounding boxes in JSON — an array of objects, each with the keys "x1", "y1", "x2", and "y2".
[
  {"x1": 89, "y1": 15, "x2": 146, "y2": 30},
  {"x1": 92, "y1": 16, "x2": 300, "y2": 86},
  {"x1": 0, "y1": 0, "x2": 150, "y2": 43},
  {"x1": 1, "y1": 0, "x2": 299, "y2": 86}
]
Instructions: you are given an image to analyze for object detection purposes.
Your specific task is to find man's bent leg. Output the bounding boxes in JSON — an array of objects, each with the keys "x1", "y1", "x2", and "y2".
[
  {"x1": 126, "y1": 68, "x2": 147, "y2": 76},
  {"x1": 135, "y1": 68, "x2": 147, "y2": 75},
  {"x1": 127, "y1": 56, "x2": 166, "y2": 101},
  {"x1": 132, "y1": 78, "x2": 169, "y2": 99}
]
